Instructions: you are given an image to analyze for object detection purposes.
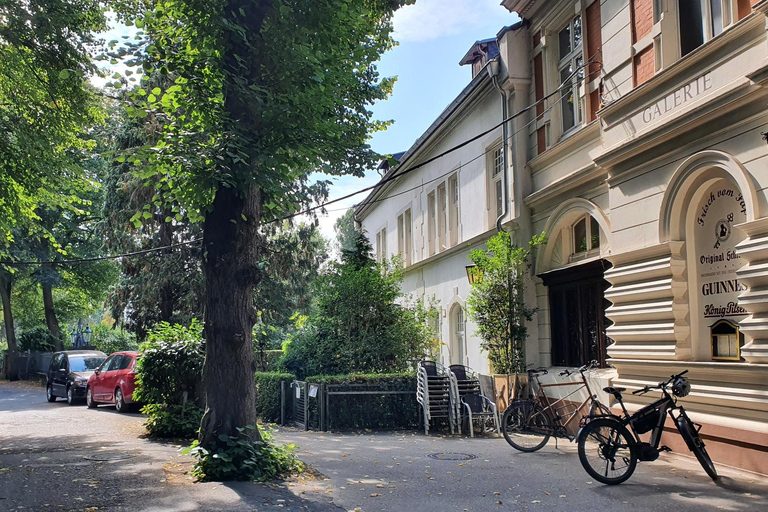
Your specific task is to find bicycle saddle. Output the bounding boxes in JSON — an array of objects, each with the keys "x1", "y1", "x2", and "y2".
[{"x1": 603, "y1": 386, "x2": 626, "y2": 399}]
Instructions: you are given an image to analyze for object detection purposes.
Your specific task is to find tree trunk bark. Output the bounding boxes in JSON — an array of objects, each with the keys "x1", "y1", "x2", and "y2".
[
  {"x1": 41, "y1": 267, "x2": 63, "y2": 351},
  {"x1": 0, "y1": 270, "x2": 18, "y2": 381},
  {"x1": 199, "y1": 185, "x2": 262, "y2": 447}
]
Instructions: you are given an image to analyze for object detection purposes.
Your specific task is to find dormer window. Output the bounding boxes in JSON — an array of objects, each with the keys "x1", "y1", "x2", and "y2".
[
  {"x1": 460, "y1": 38, "x2": 500, "y2": 79},
  {"x1": 572, "y1": 215, "x2": 601, "y2": 258}
]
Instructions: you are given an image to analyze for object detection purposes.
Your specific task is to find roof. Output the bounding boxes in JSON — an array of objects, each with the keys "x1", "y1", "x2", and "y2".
[
  {"x1": 356, "y1": 67, "x2": 492, "y2": 219},
  {"x1": 458, "y1": 38, "x2": 499, "y2": 66}
]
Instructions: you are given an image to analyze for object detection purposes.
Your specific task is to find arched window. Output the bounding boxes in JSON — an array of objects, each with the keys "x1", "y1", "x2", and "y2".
[
  {"x1": 572, "y1": 215, "x2": 601, "y2": 258},
  {"x1": 450, "y1": 305, "x2": 466, "y2": 366}
]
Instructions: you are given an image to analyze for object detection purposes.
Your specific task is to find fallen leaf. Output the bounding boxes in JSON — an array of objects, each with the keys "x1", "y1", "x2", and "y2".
[{"x1": 370, "y1": 493, "x2": 382, "y2": 497}]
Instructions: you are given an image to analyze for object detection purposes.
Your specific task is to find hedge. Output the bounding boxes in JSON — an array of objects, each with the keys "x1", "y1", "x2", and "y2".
[
  {"x1": 306, "y1": 373, "x2": 418, "y2": 430},
  {"x1": 254, "y1": 372, "x2": 295, "y2": 423}
]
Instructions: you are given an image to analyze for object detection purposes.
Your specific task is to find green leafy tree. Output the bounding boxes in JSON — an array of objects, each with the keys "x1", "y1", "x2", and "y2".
[
  {"x1": 333, "y1": 209, "x2": 359, "y2": 257},
  {"x1": 113, "y1": 0, "x2": 412, "y2": 450},
  {"x1": 466, "y1": 231, "x2": 544, "y2": 375},
  {"x1": 281, "y1": 232, "x2": 432, "y2": 379}
]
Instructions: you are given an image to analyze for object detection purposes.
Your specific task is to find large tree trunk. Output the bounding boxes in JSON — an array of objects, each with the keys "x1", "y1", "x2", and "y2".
[
  {"x1": 0, "y1": 270, "x2": 18, "y2": 381},
  {"x1": 199, "y1": 185, "x2": 262, "y2": 447},
  {"x1": 41, "y1": 266, "x2": 63, "y2": 351}
]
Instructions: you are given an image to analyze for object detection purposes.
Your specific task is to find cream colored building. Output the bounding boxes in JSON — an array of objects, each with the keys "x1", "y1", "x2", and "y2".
[{"x1": 359, "y1": 0, "x2": 768, "y2": 473}]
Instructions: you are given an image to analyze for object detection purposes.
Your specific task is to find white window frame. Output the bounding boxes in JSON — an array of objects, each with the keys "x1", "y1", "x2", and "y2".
[
  {"x1": 557, "y1": 13, "x2": 584, "y2": 136},
  {"x1": 570, "y1": 214, "x2": 601, "y2": 261},
  {"x1": 376, "y1": 226, "x2": 387, "y2": 263},
  {"x1": 487, "y1": 144, "x2": 504, "y2": 227},
  {"x1": 427, "y1": 191, "x2": 436, "y2": 257},
  {"x1": 397, "y1": 207, "x2": 412, "y2": 266},
  {"x1": 448, "y1": 173, "x2": 459, "y2": 247},
  {"x1": 437, "y1": 182, "x2": 447, "y2": 252}
]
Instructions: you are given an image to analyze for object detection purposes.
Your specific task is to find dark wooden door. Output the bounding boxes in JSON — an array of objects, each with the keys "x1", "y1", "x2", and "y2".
[{"x1": 540, "y1": 260, "x2": 611, "y2": 368}]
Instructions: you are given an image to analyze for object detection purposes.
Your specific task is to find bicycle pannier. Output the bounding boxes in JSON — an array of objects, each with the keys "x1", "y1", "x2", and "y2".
[{"x1": 632, "y1": 403, "x2": 663, "y2": 434}]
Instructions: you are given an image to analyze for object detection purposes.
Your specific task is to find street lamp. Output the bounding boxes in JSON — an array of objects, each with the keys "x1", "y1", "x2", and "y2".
[
  {"x1": 69, "y1": 319, "x2": 93, "y2": 348},
  {"x1": 465, "y1": 265, "x2": 484, "y2": 285}
]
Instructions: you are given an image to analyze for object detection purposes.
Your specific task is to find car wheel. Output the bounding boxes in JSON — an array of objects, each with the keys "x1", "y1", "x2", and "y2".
[
  {"x1": 66, "y1": 386, "x2": 76, "y2": 406},
  {"x1": 46, "y1": 384, "x2": 56, "y2": 402},
  {"x1": 86, "y1": 387, "x2": 97, "y2": 409},
  {"x1": 115, "y1": 388, "x2": 126, "y2": 413}
]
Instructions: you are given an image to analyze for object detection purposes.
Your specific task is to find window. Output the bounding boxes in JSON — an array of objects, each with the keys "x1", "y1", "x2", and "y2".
[
  {"x1": 437, "y1": 183, "x2": 447, "y2": 251},
  {"x1": 397, "y1": 209, "x2": 412, "y2": 266},
  {"x1": 69, "y1": 356, "x2": 105, "y2": 372},
  {"x1": 376, "y1": 227, "x2": 387, "y2": 262},
  {"x1": 448, "y1": 174, "x2": 459, "y2": 246},
  {"x1": 711, "y1": 320, "x2": 743, "y2": 361},
  {"x1": 558, "y1": 15, "x2": 584, "y2": 133},
  {"x1": 678, "y1": 1, "x2": 740, "y2": 57},
  {"x1": 572, "y1": 215, "x2": 601, "y2": 257},
  {"x1": 489, "y1": 145, "x2": 504, "y2": 222},
  {"x1": 427, "y1": 191, "x2": 436, "y2": 257}
]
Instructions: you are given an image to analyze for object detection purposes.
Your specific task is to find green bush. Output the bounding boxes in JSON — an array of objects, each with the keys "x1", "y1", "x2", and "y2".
[
  {"x1": 186, "y1": 425, "x2": 301, "y2": 481},
  {"x1": 141, "y1": 403, "x2": 204, "y2": 438},
  {"x1": 254, "y1": 372, "x2": 295, "y2": 423},
  {"x1": 134, "y1": 320, "x2": 204, "y2": 406},
  {"x1": 90, "y1": 324, "x2": 138, "y2": 354},
  {"x1": 306, "y1": 373, "x2": 418, "y2": 430},
  {"x1": 18, "y1": 326, "x2": 60, "y2": 352},
  {"x1": 280, "y1": 233, "x2": 433, "y2": 379}
]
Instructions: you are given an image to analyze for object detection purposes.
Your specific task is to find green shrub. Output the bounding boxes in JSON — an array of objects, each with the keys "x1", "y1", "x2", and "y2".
[
  {"x1": 279, "y1": 233, "x2": 433, "y2": 379},
  {"x1": 306, "y1": 373, "x2": 418, "y2": 430},
  {"x1": 186, "y1": 425, "x2": 301, "y2": 481},
  {"x1": 18, "y1": 326, "x2": 60, "y2": 352},
  {"x1": 141, "y1": 403, "x2": 204, "y2": 438},
  {"x1": 254, "y1": 372, "x2": 295, "y2": 423},
  {"x1": 90, "y1": 324, "x2": 138, "y2": 354},
  {"x1": 134, "y1": 320, "x2": 204, "y2": 406}
]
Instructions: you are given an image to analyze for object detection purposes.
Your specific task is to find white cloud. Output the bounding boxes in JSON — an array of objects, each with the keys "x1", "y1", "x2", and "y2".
[{"x1": 392, "y1": 0, "x2": 507, "y2": 43}]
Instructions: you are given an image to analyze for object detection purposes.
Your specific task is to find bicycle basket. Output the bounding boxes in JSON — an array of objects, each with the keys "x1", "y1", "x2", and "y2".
[{"x1": 631, "y1": 403, "x2": 663, "y2": 434}]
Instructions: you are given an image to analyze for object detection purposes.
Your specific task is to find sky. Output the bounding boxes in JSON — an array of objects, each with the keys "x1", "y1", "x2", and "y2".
[
  {"x1": 96, "y1": 1, "x2": 520, "y2": 242},
  {"x1": 316, "y1": 0, "x2": 519, "y2": 240}
]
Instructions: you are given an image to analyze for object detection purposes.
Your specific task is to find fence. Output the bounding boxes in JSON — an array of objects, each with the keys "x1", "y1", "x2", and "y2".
[
  {"x1": 2, "y1": 350, "x2": 53, "y2": 380},
  {"x1": 289, "y1": 379, "x2": 418, "y2": 431}
]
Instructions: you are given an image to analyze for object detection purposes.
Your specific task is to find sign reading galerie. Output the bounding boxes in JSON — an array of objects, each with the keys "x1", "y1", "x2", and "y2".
[
  {"x1": 642, "y1": 73, "x2": 713, "y2": 124},
  {"x1": 695, "y1": 183, "x2": 747, "y2": 321}
]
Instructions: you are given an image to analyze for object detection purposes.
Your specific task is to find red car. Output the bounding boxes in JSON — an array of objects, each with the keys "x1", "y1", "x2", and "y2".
[{"x1": 86, "y1": 351, "x2": 141, "y2": 413}]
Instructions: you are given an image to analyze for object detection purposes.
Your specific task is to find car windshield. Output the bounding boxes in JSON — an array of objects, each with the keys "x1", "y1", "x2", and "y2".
[{"x1": 69, "y1": 356, "x2": 104, "y2": 372}]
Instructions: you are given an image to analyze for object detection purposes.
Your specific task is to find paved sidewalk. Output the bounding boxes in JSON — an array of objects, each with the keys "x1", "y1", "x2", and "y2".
[
  {"x1": 276, "y1": 428, "x2": 768, "y2": 512},
  {"x1": 2, "y1": 380, "x2": 766, "y2": 512}
]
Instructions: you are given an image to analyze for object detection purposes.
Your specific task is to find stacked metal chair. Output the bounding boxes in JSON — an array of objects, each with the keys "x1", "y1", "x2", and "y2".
[
  {"x1": 417, "y1": 361, "x2": 455, "y2": 435},
  {"x1": 449, "y1": 364, "x2": 499, "y2": 437}
]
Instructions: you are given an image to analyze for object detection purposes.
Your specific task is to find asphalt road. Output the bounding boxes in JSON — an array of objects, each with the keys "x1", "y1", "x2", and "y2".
[{"x1": 1, "y1": 380, "x2": 766, "y2": 512}]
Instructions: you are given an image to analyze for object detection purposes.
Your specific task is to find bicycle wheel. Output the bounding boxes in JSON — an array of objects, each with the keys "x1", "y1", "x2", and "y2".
[
  {"x1": 578, "y1": 418, "x2": 637, "y2": 485},
  {"x1": 675, "y1": 415, "x2": 718, "y2": 480},
  {"x1": 502, "y1": 400, "x2": 552, "y2": 452}
]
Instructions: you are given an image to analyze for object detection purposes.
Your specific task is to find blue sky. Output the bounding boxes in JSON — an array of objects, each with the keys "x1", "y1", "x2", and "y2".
[{"x1": 316, "y1": 0, "x2": 519, "y2": 240}]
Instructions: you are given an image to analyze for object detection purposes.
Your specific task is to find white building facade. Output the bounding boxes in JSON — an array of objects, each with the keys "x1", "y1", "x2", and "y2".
[{"x1": 359, "y1": 0, "x2": 768, "y2": 473}]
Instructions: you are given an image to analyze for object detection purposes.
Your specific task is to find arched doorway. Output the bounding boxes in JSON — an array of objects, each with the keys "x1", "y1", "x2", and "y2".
[{"x1": 449, "y1": 304, "x2": 466, "y2": 366}]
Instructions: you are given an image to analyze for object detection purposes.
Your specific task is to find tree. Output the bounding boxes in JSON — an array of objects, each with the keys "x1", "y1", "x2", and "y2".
[
  {"x1": 281, "y1": 232, "x2": 432, "y2": 379},
  {"x1": 466, "y1": 231, "x2": 544, "y2": 375},
  {"x1": 333, "y1": 209, "x2": 359, "y2": 257},
  {"x1": 0, "y1": 0, "x2": 106, "y2": 241},
  {"x1": 1, "y1": 0, "x2": 107, "y2": 376},
  {"x1": 113, "y1": 0, "x2": 411, "y2": 451}
]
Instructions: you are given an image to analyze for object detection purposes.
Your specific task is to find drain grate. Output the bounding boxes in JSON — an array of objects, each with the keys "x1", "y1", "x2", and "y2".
[
  {"x1": 83, "y1": 453, "x2": 132, "y2": 462},
  {"x1": 427, "y1": 452, "x2": 476, "y2": 461}
]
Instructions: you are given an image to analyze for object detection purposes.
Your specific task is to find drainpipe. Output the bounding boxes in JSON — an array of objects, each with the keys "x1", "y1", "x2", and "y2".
[{"x1": 488, "y1": 59, "x2": 509, "y2": 233}]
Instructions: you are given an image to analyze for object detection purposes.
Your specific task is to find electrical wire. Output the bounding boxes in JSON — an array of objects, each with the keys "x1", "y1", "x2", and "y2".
[{"x1": 1, "y1": 62, "x2": 600, "y2": 266}]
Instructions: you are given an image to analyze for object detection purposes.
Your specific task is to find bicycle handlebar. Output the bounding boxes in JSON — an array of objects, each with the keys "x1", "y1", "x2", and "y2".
[{"x1": 631, "y1": 370, "x2": 690, "y2": 395}]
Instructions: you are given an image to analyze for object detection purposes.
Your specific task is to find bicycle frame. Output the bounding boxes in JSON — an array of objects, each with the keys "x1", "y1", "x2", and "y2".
[{"x1": 527, "y1": 369, "x2": 603, "y2": 439}]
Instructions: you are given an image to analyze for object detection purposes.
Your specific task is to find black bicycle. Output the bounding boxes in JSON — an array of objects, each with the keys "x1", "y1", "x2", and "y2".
[{"x1": 576, "y1": 370, "x2": 717, "y2": 484}]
